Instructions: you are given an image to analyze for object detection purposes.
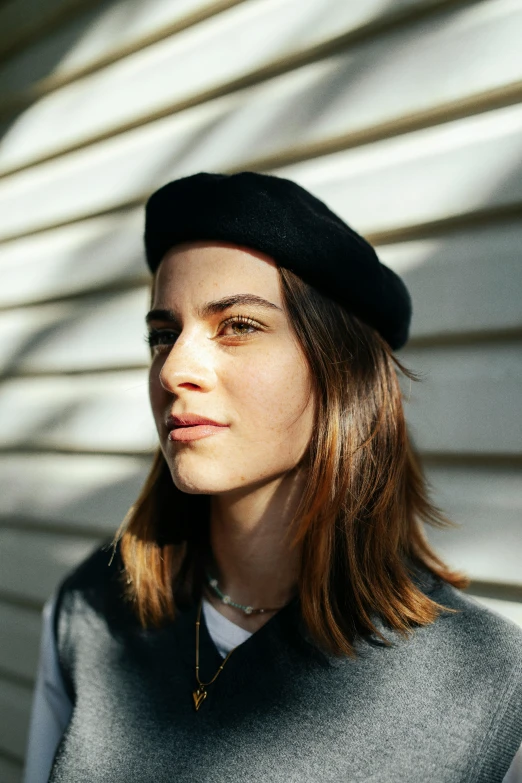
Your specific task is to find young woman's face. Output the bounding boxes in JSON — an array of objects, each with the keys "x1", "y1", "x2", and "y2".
[{"x1": 147, "y1": 241, "x2": 315, "y2": 496}]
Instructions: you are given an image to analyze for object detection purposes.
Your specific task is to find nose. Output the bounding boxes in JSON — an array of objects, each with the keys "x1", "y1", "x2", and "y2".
[{"x1": 156, "y1": 330, "x2": 215, "y2": 395}]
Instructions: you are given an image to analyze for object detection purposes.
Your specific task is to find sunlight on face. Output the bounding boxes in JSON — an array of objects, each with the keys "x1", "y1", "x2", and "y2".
[{"x1": 147, "y1": 241, "x2": 315, "y2": 496}]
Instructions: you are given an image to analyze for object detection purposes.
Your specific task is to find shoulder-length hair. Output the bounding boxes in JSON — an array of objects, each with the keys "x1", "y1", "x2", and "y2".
[{"x1": 110, "y1": 264, "x2": 469, "y2": 658}]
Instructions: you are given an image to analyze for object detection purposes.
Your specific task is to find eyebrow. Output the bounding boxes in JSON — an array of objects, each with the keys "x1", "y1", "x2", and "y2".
[{"x1": 146, "y1": 294, "x2": 283, "y2": 324}]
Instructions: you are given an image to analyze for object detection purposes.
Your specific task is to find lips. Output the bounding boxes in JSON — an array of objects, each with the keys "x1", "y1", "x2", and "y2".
[
  {"x1": 164, "y1": 414, "x2": 228, "y2": 445},
  {"x1": 165, "y1": 414, "x2": 229, "y2": 443},
  {"x1": 166, "y1": 413, "x2": 226, "y2": 429}
]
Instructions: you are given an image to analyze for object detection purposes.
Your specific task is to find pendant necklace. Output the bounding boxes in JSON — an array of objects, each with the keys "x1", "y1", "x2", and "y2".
[{"x1": 192, "y1": 572, "x2": 286, "y2": 710}]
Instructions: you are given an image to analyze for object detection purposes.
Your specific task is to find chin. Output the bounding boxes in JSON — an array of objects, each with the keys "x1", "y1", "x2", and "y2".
[{"x1": 166, "y1": 459, "x2": 245, "y2": 496}]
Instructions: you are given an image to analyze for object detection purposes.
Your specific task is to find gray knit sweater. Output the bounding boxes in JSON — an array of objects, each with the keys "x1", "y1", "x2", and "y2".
[{"x1": 48, "y1": 543, "x2": 522, "y2": 782}]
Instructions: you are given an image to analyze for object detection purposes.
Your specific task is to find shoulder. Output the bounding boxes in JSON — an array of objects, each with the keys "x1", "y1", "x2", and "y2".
[
  {"x1": 434, "y1": 580, "x2": 522, "y2": 645},
  {"x1": 53, "y1": 538, "x2": 132, "y2": 629},
  {"x1": 405, "y1": 562, "x2": 522, "y2": 661},
  {"x1": 418, "y1": 578, "x2": 522, "y2": 677},
  {"x1": 56, "y1": 538, "x2": 120, "y2": 596}
]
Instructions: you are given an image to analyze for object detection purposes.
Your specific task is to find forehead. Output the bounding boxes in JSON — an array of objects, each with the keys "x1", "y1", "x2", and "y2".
[{"x1": 152, "y1": 241, "x2": 282, "y2": 306}]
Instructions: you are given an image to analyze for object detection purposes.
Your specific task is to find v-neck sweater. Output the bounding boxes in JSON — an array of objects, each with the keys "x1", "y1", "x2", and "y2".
[{"x1": 43, "y1": 543, "x2": 522, "y2": 782}]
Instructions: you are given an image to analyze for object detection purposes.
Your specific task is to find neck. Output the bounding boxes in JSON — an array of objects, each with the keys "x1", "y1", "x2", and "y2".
[{"x1": 204, "y1": 466, "x2": 306, "y2": 629}]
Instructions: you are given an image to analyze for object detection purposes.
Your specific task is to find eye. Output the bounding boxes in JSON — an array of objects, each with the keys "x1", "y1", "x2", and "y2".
[
  {"x1": 146, "y1": 329, "x2": 177, "y2": 352},
  {"x1": 145, "y1": 315, "x2": 262, "y2": 354},
  {"x1": 220, "y1": 315, "x2": 261, "y2": 337}
]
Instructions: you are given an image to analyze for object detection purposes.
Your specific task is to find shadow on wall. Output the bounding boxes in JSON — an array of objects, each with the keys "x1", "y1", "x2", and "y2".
[
  {"x1": 0, "y1": 0, "x2": 174, "y2": 120},
  {"x1": 0, "y1": 451, "x2": 152, "y2": 534}
]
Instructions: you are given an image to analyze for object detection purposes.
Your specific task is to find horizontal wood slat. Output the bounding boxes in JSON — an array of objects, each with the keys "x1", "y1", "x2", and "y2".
[
  {"x1": 424, "y1": 462, "x2": 522, "y2": 586},
  {"x1": 1, "y1": 0, "x2": 521, "y2": 176},
  {"x1": 0, "y1": 529, "x2": 104, "y2": 605},
  {"x1": 0, "y1": 211, "x2": 146, "y2": 309},
  {"x1": 378, "y1": 222, "x2": 522, "y2": 340},
  {"x1": 0, "y1": 452, "x2": 152, "y2": 532},
  {"x1": 0, "y1": 287, "x2": 151, "y2": 374},
  {"x1": 0, "y1": 370, "x2": 156, "y2": 452},
  {"x1": 402, "y1": 343, "x2": 522, "y2": 454}
]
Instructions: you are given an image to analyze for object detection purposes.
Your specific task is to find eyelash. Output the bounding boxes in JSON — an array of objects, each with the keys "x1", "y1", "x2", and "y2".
[{"x1": 146, "y1": 315, "x2": 262, "y2": 350}]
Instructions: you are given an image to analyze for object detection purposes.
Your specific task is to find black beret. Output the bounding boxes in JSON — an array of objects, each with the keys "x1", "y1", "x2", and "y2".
[{"x1": 144, "y1": 171, "x2": 411, "y2": 350}]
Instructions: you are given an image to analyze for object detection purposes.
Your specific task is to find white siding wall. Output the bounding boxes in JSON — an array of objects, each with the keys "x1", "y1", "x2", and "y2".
[{"x1": 0, "y1": 0, "x2": 521, "y2": 776}]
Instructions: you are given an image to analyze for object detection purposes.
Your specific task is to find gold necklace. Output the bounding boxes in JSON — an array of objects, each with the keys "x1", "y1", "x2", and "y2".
[
  {"x1": 193, "y1": 588, "x2": 292, "y2": 711},
  {"x1": 193, "y1": 596, "x2": 236, "y2": 711}
]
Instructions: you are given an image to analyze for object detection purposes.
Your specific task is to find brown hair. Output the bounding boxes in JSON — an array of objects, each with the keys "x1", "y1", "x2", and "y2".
[{"x1": 110, "y1": 265, "x2": 469, "y2": 658}]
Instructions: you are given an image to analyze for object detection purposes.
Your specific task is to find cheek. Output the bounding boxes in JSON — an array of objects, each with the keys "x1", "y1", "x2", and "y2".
[{"x1": 231, "y1": 350, "x2": 311, "y2": 433}]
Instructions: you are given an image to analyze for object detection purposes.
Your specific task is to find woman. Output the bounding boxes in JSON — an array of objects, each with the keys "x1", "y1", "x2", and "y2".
[{"x1": 24, "y1": 172, "x2": 522, "y2": 782}]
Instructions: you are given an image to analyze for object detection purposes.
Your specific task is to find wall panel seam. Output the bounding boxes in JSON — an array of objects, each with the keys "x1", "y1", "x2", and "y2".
[
  {"x1": 0, "y1": 516, "x2": 118, "y2": 539},
  {"x1": 0, "y1": 446, "x2": 154, "y2": 458},
  {"x1": 0, "y1": 275, "x2": 149, "y2": 313},
  {"x1": 464, "y1": 582, "x2": 522, "y2": 604},
  {"x1": 242, "y1": 82, "x2": 522, "y2": 175},
  {"x1": 0, "y1": 591, "x2": 46, "y2": 613},
  {"x1": 0, "y1": 0, "x2": 247, "y2": 107},
  {"x1": 0, "y1": 745, "x2": 24, "y2": 769},
  {"x1": 0, "y1": 667, "x2": 33, "y2": 692},
  {"x1": 420, "y1": 453, "x2": 522, "y2": 467}
]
